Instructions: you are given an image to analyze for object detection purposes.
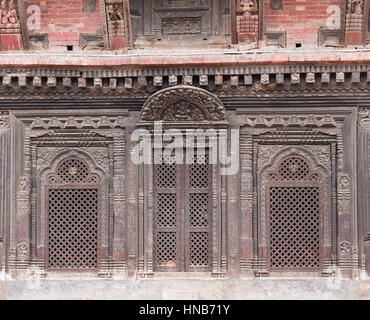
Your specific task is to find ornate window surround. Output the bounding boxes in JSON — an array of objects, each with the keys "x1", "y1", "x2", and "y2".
[
  {"x1": 9, "y1": 111, "x2": 128, "y2": 279},
  {"x1": 42, "y1": 152, "x2": 104, "y2": 273},
  {"x1": 238, "y1": 109, "x2": 358, "y2": 278},
  {"x1": 261, "y1": 148, "x2": 328, "y2": 275}
]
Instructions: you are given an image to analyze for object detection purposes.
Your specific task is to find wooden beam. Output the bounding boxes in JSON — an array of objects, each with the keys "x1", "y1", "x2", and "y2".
[
  {"x1": 230, "y1": 0, "x2": 237, "y2": 44},
  {"x1": 18, "y1": 0, "x2": 29, "y2": 49}
]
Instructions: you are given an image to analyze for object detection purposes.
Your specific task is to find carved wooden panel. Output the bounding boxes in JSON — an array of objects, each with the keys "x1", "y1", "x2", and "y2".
[
  {"x1": 48, "y1": 188, "x2": 99, "y2": 270},
  {"x1": 130, "y1": 0, "x2": 230, "y2": 45},
  {"x1": 266, "y1": 155, "x2": 323, "y2": 271},
  {"x1": 153, "y1": 151, "x2": 212, "y2": 272},
  {"x1": 0, "y1": 0, "x2": 21, "y2": 34},
  {"x1": 153, "y1": 153, "x2": 181, "y2": 271},
  {"x1": 185, "y1": 153, "x2": 212, "y2": 271}
]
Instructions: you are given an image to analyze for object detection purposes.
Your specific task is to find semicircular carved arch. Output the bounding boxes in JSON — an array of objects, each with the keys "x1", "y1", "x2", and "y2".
[{"x1": 141, "y1": 85, "x2": 227, "y2": 122}]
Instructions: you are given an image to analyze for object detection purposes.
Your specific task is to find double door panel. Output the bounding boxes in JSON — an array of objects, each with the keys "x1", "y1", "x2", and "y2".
[{"x1": 154, "y1": 152, "x2": 212, "y2": 272}]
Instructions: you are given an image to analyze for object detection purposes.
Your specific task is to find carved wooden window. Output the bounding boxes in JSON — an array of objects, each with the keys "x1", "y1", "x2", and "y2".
[
  {"x1": 130, "y1": 0, "x2": 230, "y2": 45},
  {"x1": 46, "y1": 157, "x2": 101, "y2": 271},
  {"x1": 153, "y1": 152, "x2": 212, "y2": 272},
  {"x1": 266, "y1": 155, "x2": 322, "y2": 271}
]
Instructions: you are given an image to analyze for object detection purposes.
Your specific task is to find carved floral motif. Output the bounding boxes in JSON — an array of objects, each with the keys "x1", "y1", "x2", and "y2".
[
  {"x1": 339, "y1": 241, "x2": 351, "y2": 256},
  {"x1": 0, "y1": 114, "x2": 9, "y2": 128},
  {"x1": 359, "y1": 108, "x2": 370, "y2": 124},
  {"x1": 258, "y1": 144, "x2": 331, "y2": 172}
]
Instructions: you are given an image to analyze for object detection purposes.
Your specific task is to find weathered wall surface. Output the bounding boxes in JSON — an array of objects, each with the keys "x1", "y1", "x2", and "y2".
[
  {"x1": 0, "y1": 0, "x2": 369, "y2": 52},
  {"x1": 24, "y1": 0, "x2": 101, "y2": 51},
  {"x1": 263, "y1": 0, "x2": 341, "y2": 48}
]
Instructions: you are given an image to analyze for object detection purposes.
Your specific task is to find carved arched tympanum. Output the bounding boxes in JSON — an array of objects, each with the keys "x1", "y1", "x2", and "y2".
[{"x1": 141, "y1": 85, "x2": 227, "y2": 122}]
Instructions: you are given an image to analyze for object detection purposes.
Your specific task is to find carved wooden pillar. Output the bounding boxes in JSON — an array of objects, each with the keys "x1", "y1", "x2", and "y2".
[
  {"x1": 336, "y1": 129, "x2": 355, "y2": 278},
  {"x1": 252, "y1": 141, "x2": 267, "y2": 276},
  {"x1": 236, "y1": 0, "x2": 259, "y2": 43},
  {"x1": 0, "y1": 0, "x2": 24, "y2": 50},
  {"x1": 100, "y1": 0, "x2": 131, "y2": 50},
  {"x1": 9, "y1": 122, "x2": 32, "y2": 276},
  {"x1": 0, "y1": 114, "x2": 10, "y2": 275},
  {"x1": 239, "y1": 128, "x2": 253, "y2": 277},
  {"x1": 230, "y1": 0, "x2": 237, "y2": 44},
  {"x1": 138, "y1": 135, "x2": 145, "y2": 275},
  {"x1": 226, "y1": 127, "x2": 239, "y2": 278},
  {"x1": 111, "y1": 130, "x2": 126, "y2": 278},
  {"x1": 344, "y1": 0, "x2": 365, "y2": 45},
  {"x1": 126, "y1": 126, "x2": 138, "y2": 278},
  {"x1": 144, "y1": 137, "x2": 154, "y2": 277}
]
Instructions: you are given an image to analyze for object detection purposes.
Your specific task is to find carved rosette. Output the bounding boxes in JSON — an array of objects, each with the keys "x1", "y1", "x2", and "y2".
[{"x1": 141, "y1": 86, "x2": 226, "y2": 122}]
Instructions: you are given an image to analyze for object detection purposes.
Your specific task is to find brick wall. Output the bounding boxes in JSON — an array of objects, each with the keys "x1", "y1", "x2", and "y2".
[
  {"x1": 263, "y1": 0, "x2": 341, "y2": 48},
  {"x1": 24, "y1": 0, "x2": 101, "y2": 51}
]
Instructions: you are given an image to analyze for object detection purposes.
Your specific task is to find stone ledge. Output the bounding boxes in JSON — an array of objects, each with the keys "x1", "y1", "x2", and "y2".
[
  {"x1": 0, "y1": 50, "x2": 370, "y2": 68},
  {"x1": 2, "y1": 279, "x2": 370, "y2": 300}
]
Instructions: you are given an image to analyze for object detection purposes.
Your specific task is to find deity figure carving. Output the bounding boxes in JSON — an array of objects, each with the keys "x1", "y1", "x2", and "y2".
[
  {"x1": 108, "y1": 4, "x2": 123, "y2": 21},
  {"x1": 347, "y1": 0, "x2": 364, "y2": 15},
  {"x1": 0, "y1": 0, "x2": 19, "y2": 31}
]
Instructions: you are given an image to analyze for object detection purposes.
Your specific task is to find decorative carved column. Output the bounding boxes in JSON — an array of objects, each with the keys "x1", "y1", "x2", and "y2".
[
  {"x1": 230, "y1": 0, "x2": 237, "y2": 44},
  {"x1": 344, "y1": 0, "x2": 365, "y2": 45},
  {"x1": 0, "y1": 114, "x2": 10, "y2": 275},
  {"x1": 236, "y1": 0, "x2": 259, "y2": 43},
  {"x1": 239, "y1": 128, "x2": 253, "y2": 277},
  {"x1": 226, "y1": 127, "x2": 239, "y2": 278},
  {"x1": 100, "y1": 0, "x2": 131, "y2": 50},
  {"x1": 111, "y1": 129, "x2": 126, "y2": 278},
  {"x1": 126, "y1": 126, "x2": 138, "y2": 278},
  {"x1": 336, "y1": 127, "x2": 356, "y2": 278},
  {"x1": 0, "y1": 0, "x2": 24, "y2": 50}
]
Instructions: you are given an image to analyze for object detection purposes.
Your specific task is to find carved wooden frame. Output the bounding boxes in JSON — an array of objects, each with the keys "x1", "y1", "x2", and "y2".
[
  {"x1": 261, "y1": 147, "x2": 329, "y2": 274},
  {"x1": 238, "y1": 109, "x2": 358, "y2": 278},
  {"x1": 41, "y1": 152, "x2": 105, "y2": 273},
  {"x1": 137, "y1": 86, "x2": 229, "y2": 278},
  {"x1": 8, "y1": 112, "x2": 127, "y2": 279}
]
